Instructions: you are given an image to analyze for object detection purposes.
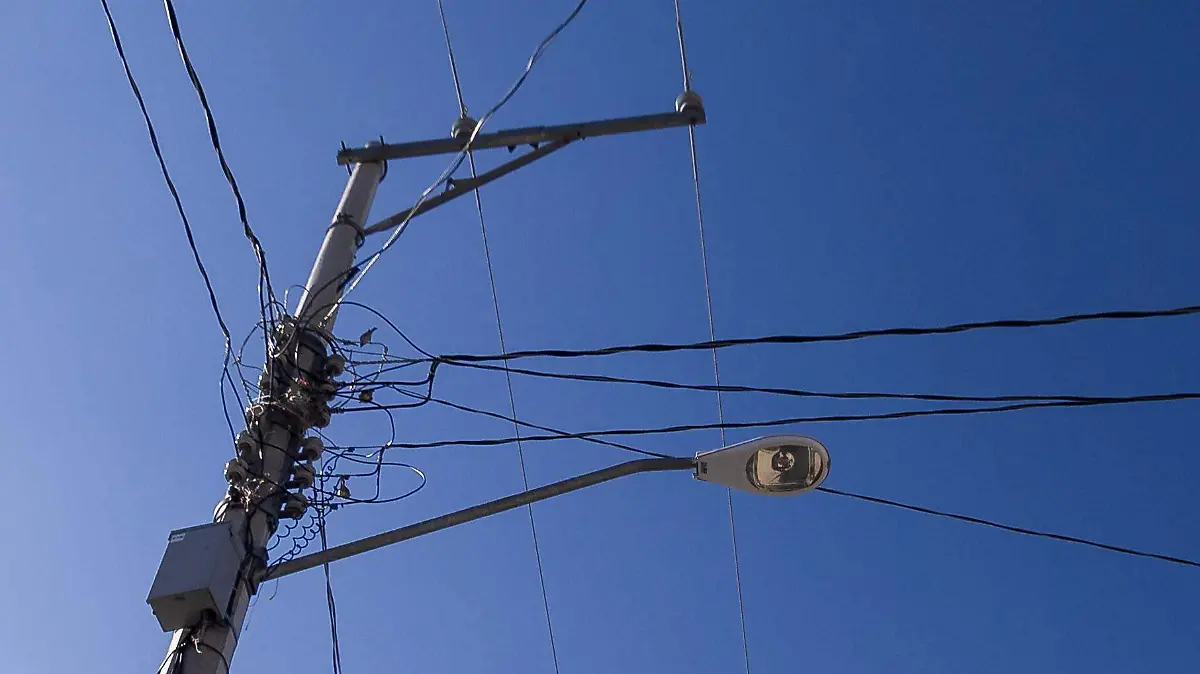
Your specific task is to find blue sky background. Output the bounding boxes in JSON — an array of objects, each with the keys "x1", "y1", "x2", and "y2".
[{"x1": 2, "y1": 1, "x2": 1199, "y2": 673}]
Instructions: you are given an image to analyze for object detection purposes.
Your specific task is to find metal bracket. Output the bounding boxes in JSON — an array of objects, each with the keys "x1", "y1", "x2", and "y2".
[
  {"x1": 362, "y1": 139, "x2": 569, "y2": 235},
  {"x1": 345, "y1": 106, "x2": 706, "y2": 236},
  {"x1": 261, "y1": 456, "x2": 696, "y2": 581}
]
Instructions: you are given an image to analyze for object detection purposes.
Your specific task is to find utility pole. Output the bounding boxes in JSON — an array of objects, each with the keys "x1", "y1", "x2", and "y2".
[
  {"x1": 152, "y1": 149, "x2": 385, "y2": 674},
  {"x1": 147, "y1": 103, "x2": 711, "y2": 674}
]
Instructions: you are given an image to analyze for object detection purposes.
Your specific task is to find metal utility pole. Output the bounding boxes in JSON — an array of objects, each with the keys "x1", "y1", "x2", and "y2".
[
  {"x1": 153, "y1": 150, "x2": 385, "y2": 674},
  {"x1": 147, "y1": 102, "x2": 709, "y2": 674}
]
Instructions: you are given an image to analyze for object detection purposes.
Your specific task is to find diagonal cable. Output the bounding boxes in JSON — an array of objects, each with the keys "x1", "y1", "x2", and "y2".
[
  {"x1": 672, "y1": 1, "x2": 750, "y2": 670},
  {"x1": 99, "y1": 0, "x2": 247, "y2": 442},
  {"x1": 161, "y1": 0, "x2": 279, "y2": 346},
  {"x1": 818, "y1": 486, "x2": 1200, "y2": 569},
  {"x1": 469, "y1": 155, "x2": 562, "y2": 674},
  {"x1": 436, "y1": 5, "x2": 561, "y2": 672}
]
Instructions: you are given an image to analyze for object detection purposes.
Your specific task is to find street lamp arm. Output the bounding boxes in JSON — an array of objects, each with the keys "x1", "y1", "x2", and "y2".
[{"x1": 262, "y1": 456, "x2": 697, "y2": 581}]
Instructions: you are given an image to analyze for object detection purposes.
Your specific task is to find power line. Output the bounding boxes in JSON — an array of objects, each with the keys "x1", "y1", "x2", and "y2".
[
  {"x1": 465, "y1": 105, "x2": 565, "y2": 674},
  {"x1": 315, "y1": 495, "x2": 342, "y2": 674},
  {"x1": 417, "y1": 392, "x2": 677, "y2": 460},
  {"x1": 436, "y1": 357, "x2": 1125, "y2": 405},
  {"x1": 818, "y1": 486, "x2": 1200, "y2": 570},
  {"x1": 349, "y1": 392, "x2": 1200, "y2": 449},
  {"x1": 433, "y1": 8, "x2": 567, "y2": 668},
  {"x1": 359, "y1": 383, "x2": 676, "y2": 460},
  {"x1": 161, "y1": 0, "x2": 280, "y2": 360},
  {"x1": 99, "y1": 0, "x2": 246, "y2": 443},
  {"x1": 441, "y1": 303, "x2": 1200, "y2": 363},
  {"x1": 338, "y1": 0, "x2": 592, "y2": 308},
  {"x1": 669, "y1": 0, "x2": 749, "y2": 669},
  {"x1": 436, "y1": 0, "x2": 468, "y2": 118}
]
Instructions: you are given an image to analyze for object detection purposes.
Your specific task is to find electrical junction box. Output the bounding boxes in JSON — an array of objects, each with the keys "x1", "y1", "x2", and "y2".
[{"x1": 147, "y1": 521, "x2": 243, "y2": 632}]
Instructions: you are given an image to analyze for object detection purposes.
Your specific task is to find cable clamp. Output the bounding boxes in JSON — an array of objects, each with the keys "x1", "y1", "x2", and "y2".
[{"x1": 329, "y1": 213, "x2": 366, "y2": 248}]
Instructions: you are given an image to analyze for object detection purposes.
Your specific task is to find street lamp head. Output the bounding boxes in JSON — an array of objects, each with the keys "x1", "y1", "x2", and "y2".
[{"x1": 695, "y1": 434, "x2": 830, "y2": 496}]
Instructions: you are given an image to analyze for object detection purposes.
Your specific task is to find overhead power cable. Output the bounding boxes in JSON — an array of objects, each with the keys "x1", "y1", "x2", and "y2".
[
  {"x1": 440, "y1": 303, "x2": 1200, "y2": 363},
  {"x1": 818, "y1": 486, "x2": 1200, "y2": 570},
  {"x1": 99, "y1": 0, "x2": 246, "y2": 442},
  {"x1": 434, "y1": 358, "x2": 1133, "y2": 405},
  {"x1": 417, "y1": 391, "x2": 677, "y2": 460},
  {"x1": 435, "y1": 7, "x2": 563, "y2": 671},
  {"x1": 162, "y1": 0, "x2": 280, "y2": 358},
  {"x1": 337, "y1": 0, "x2": 591, "y2": 309},
  {"x1": 668, "y1": 0, "x2": 749, "y2": 669},
  {"x1": 345, "y1": 392, "x2": 1200, "y2": 450},
  {"x1": 314, "y1": 495, "x2": 343, "y2": 674}
]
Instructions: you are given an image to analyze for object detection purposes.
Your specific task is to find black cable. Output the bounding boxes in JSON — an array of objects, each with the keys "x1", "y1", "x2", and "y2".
[
  {"x1": 161, "y1": 0, "x2": 280, "y2": 366},
  {"x1": 336, "y1": 301, "x2": 437, "y2": 359},
  {"x1": 334, "y1": 363, "x2": 439, "y2": 413},
  {"x1": 314, "y1": 489, "x2": 343, "y2": 674},
  {"x1": 434, "y1": 358, "x2": 1130, "y2": 405},
  {"x1": 383, "y1": 388, "x2": 678, "y2": 460},
  {"x1": 157, "y1": 625, "x2": 195, "y2": 674},
  {"x1": 192, "y1": 638, "x2": 232, "y2": 674},
  {"x1": 441, "y1": 303, "x2": 1200, "y2": 363},
  {"x1": 349, "y1": 392, "x2": 1200, "y2": 450},
  {"x1": 818, "y1": 486, "x2": 1200, "y2": 570},
  {"x1": 99, "y1": 0, "x2": 246, "y2": 444}
]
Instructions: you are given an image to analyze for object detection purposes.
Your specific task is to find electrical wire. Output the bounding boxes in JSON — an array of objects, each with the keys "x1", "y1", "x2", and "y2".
[
  {"x1": 431, "y1": 358, "x2": 1142, "y2": 404},
  {"x1": 99, "y1": 0, "x2": 246, "y2": 445},
  {"x1": 355, "y1": 392, "x2": 1200, "y2": 449},
  {"x1": 440, "y1": 303, "x2": 1200, "y2": 363},
  {"x1": 335, "y1": 0, "x2": 591, "y2": 314},
  {"x1": 157, "y1": 625, "x2": 194, "y2": 674},
  {"x1": 471, "y1": 161, "x2": 563, "y2": 673},
  {"x1": 818, "y1": 486, "x2": 1200, "y2": 570},
  {"x1": 315, "y1": 488, "x2": 343, "y2": 674},
  {"x1": 434, "y1": 4, "x2": 562, "y2": 667},
  {"x1": 161, "y1": 0, "x2": 280, "y2": 354},
  {"x1": 415, "y1": 389, "x2": 677, "y2": 460},
  {"x1": 671, "y1": 2, "x2": 749, "y2": 670},
  {"x1": 437, "y1": 0, "x2": 468, "y2": 118}
]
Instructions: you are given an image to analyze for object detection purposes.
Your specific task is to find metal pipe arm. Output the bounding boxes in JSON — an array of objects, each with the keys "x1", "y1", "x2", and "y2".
[
  {"x1": 337, "y1": 109, "x2": 705, "y2": 164},
  {"x1": 363, "y1": 139, "x2": 570, "y2": 235},
  {"x1": 263, "y1": 456, "x2": 697, "y2": 580}
]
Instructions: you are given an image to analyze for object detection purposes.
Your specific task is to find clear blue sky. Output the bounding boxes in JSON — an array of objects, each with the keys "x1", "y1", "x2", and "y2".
[{"x1": 2, "y1": 1, "x2": 1199, "y2": 672}]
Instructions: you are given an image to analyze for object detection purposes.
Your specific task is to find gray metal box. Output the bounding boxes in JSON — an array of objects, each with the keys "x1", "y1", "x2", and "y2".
[{"x1": 147, "y1": 521, "x2": 243, "y2": 632}]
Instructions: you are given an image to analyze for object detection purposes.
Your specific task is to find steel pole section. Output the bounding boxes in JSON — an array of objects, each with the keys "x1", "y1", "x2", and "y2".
[
  {"x1": 159, "y1": 150, "x2": 385, "y2": 674},
  {"x1": 265, "y1": 457, "x2": 698, "y2": 581}
]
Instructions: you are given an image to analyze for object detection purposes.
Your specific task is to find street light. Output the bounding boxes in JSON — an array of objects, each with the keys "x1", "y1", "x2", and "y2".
[
  {"x1": 696, "y1": 434, "x2": 830, "y2": 496},
  {"x1": 260, "y1": 434, "x2": 830, "y2": 581}
]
